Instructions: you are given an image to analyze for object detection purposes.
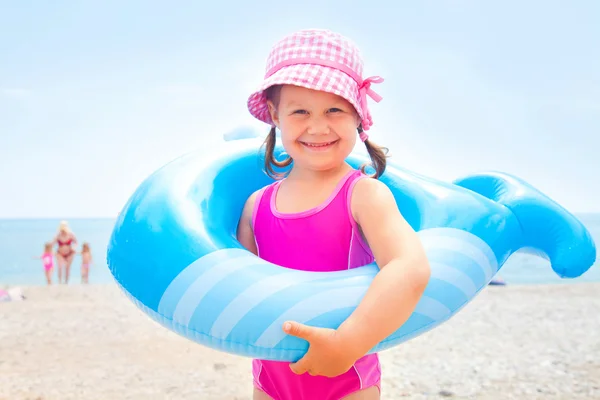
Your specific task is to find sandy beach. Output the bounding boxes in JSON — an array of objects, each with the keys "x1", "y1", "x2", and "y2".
[{"x1": 1, "y1": 282, "x2": 598, "y2": 400}]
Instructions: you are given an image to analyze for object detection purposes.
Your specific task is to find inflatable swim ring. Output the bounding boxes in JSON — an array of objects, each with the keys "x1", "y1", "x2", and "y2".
[{"x1": 107, "y1": 138, "x2": 596, "y2": 362}]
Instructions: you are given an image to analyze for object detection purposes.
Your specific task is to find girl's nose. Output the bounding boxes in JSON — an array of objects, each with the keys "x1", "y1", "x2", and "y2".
[{"x1": 306, "y1": 115, "x2": 330, "y2": 136}]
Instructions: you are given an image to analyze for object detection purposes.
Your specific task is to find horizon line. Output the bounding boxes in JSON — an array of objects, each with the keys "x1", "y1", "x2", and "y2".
[{"x1": 1, "y1": 211, "x2": 599, "y2": 221}]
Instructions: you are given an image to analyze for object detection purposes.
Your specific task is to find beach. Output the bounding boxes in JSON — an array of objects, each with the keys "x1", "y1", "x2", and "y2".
[{"x1": 1, "y1": 283, "x2": 598, "y2": 400}]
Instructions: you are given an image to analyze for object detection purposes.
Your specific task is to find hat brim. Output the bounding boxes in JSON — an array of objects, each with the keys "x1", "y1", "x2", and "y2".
[{"x1": 247, "y1": 64, "x2": 363, "y2": 126}]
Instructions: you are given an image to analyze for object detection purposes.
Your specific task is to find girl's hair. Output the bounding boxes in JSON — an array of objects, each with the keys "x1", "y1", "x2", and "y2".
[
  {"x1": 82, "y1": 242, "x2": 91, "y2": 252},
  {"x1": 261, "y1": 85, "x2": 389, "y2": 180},
  {"x1": 44, "y1": 242, "x2": 53, "y2": 251}
]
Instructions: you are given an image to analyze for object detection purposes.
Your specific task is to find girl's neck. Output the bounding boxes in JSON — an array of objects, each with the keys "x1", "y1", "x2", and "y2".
[{"x1": 286, "y1": 163, "x2": 353, "y2": 184}]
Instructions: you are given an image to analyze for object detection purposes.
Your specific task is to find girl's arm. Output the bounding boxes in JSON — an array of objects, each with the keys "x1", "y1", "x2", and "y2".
[
  {"x1": 337, "y1": 177, "x2": 431, "y2": 358},
  {"x1": 236, "y1": 191, "x2": 260, "y2": 256}
]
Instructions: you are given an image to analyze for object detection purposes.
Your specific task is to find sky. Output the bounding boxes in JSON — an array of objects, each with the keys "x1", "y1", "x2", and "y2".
[{"x1": 1, "y1": 1, "x2": 598, "y2": 218}]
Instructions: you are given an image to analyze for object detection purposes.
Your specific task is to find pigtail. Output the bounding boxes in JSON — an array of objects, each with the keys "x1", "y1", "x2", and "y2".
[
  {"x1": 262, "y1": 127, "x2": 292, "y2": 180},
  {"x1": 359, "y1": 126, "x2": 389, "y2": 179},
  {"x1": 261, "y1": 85, "x2": 292, "y2": 180}
]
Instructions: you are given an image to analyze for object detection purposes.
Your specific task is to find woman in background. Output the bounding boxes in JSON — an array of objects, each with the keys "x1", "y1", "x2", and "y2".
[{"x1": 52, "y1": 220, "x2": 78, "y2": 284}]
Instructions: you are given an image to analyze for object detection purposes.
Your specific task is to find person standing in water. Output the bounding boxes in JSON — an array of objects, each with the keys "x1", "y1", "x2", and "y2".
[
  {"x1": 79, "y1": 242, "x2": 93, "y2": 284},
  {"x1": 52, "y1": 220, "x2": 78, "y2": 284},
  {"x1": 33, "y1": 242, "x2": 54, "y2": 285}
]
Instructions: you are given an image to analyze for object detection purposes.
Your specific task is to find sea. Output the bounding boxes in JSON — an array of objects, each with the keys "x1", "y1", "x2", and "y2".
[{"x1": 0, "y1": 215, "x2": 599, "y2": 286}]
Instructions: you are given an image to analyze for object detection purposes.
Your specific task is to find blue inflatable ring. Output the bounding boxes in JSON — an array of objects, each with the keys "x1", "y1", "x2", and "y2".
[{"x1": 107, "y1": 138, "x2": 596, "y2": 362}]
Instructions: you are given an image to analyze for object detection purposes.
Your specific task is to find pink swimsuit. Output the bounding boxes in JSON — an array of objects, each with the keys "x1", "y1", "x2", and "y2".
[
  {"x1": 251, "y1": 169, "x2": 381, "y2": 400},
  {"x1": 42, "y1": 252, "x2": 53, "y2": 271}
]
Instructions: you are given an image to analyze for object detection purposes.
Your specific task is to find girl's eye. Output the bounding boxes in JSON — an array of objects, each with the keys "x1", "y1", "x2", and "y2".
[
  {"x1": 292, "y1": 110, "x2": 308, "y2": 114},
  {"x1": 328, "y1": 108, "x2": 343, "y2": 113}
]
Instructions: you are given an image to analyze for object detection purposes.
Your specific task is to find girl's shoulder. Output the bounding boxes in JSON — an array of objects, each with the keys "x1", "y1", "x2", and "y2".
[
  {"x1": 242, "y1": 183, "x2": 274, "y2": 212},
  {"x1": 351, "y1": 173, "x2": 386, "y2": 192},
  {"x1": 350, "y1": 176, "x2": 395, "y2": 219}
]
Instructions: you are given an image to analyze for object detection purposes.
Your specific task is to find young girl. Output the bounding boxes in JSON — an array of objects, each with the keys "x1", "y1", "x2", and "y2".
[
  {"x1": 237, "y1": 29, "x2": 431, "y2": 400},
  {"x1": 80, "y1": 242, "x2": 92, "y2": 284},
  {"x1": 36, "y1": 242, "x2": 54, "y2": 285}
]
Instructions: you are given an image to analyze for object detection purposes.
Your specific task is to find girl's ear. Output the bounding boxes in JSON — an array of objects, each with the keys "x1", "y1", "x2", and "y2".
[{"x1": 267, "y1": 100, "x2": 280, "y2": 128}]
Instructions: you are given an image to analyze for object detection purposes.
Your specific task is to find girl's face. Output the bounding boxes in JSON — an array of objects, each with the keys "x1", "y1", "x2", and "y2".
[{"x1": 268, "y1": 85, "x2": 360, "y2": 173}]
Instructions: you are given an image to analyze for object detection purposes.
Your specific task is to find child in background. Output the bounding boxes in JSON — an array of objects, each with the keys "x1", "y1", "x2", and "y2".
[
  {"x1": 237, "y1": 29, "x2": 431, "y2": 400},
  {"x1": 80, "y1": 242, "x2": 92, "y2": 284},
  {"x1": 35, "y1": 242, "x2": 54, "y2": 285}
]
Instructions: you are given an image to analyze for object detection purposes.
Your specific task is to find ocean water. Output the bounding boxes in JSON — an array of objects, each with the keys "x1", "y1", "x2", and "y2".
[{"x1": 0, "y1": 215, "x2": 599, "y2": 286}]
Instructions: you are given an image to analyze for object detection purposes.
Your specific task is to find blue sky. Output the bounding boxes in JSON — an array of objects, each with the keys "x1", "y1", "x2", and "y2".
[{"x1": 1, "y1": 1, "x2": 598, "y2": 218}]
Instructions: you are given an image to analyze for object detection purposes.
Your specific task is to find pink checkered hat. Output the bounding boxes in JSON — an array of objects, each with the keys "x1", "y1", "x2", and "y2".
[{"x1": 247, "y1": 29, "x2": 384, "y2": 141}]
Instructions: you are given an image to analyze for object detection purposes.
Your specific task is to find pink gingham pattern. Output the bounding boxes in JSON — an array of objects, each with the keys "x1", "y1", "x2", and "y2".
[{"x1": 247, "y1": 29, "x2": 384, "y2": 138}]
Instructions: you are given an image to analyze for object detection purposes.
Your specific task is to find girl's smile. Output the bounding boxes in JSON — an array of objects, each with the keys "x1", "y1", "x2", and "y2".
[{"x1": 298, "y1": 139, "x2": 340, "y2": 151}]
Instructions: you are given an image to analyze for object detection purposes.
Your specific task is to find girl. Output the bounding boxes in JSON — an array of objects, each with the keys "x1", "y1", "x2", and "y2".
[
  {"x1": 35, "y1": 242, "x2": 54, "y2": 285},
  {"x1": 237, "y1": 29, "x2": 431, "y2": 400},
  {"x1": 80, "y1": 242, "x2": 92, "y2": 284},
  {"x1": 52, "y1": 220, "x2": 78, "y2": 284}
]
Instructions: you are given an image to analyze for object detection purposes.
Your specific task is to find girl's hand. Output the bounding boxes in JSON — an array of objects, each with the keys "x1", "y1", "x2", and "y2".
[{"x1": 283, "y1": 321, "x2": 361, "y2": 378}]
